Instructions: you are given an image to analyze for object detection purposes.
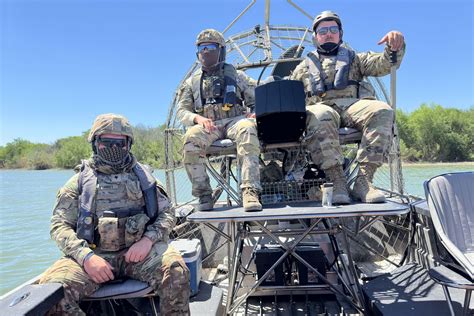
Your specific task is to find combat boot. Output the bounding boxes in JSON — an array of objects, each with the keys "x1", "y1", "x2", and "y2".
[
  {"x1": 242, "y1": 188, "x2": 262, "y2": 212},
  {"x1": 351, "y1": 163, "x2": 386, "y2": 203},
  {"x1": 324, "y1": 165, "x2": 351, "y2": 205},
  {"x1": 196, "y1": 194, "x2": 214, "y2": 211}
]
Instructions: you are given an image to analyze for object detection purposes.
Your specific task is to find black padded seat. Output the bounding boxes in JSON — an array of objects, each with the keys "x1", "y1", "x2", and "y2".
[
  {"x1": 84, "y1": 279, "x2": 153, "y2": 301},
  {"x1": 206, "y1": 139, "x2": 237, "y2": 156},
  {"x1": 205, "y1": 127, "x2": 362, "y2": 156},
  {"x1": 339, "y1": 127, "x2": 362, "y2": 145}
]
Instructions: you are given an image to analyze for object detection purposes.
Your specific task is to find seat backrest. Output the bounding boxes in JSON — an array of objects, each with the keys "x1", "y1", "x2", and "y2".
[
  {"x1": 270, "y1": 45, "x2": 304, "y2": 79},
  {"x1": 424, "y1": 172, "x2": 474, "y2": 278},
  {"x1": 255, "y1": 80, "x2": 306, "y2": 144}
]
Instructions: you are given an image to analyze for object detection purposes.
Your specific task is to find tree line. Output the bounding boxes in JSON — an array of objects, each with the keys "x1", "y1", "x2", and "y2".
[
  {"x1": 1, "y1": 104, "x2": 472, "y2": 170},
  {"x1": 0, "y1": 124, "x2": 169, "y2": 170}
]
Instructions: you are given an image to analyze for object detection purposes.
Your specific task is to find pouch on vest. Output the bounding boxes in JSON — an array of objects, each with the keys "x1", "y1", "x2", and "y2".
[
  {"x1": 222, "y1": 85, "x2": 236, "y2": 111},
  {"x1": 98, "y1": 216, "x2": 126, "y2": 251},
  {"x1": 126, "y1": 180, "x2": 144, "y2": 201},
  {"x1": 77, "y1": 208, "x2": 95, "y2": 244},
  {"x1": 202, "y1": 76, "x2": 224, "y2": 104},
  {"x1": 125, "y1": 213, "x2": 150, "y2": 248},
  {"x1": 203, "y1": 104, "x2": 217, "y2": 121},
  {"x1": 358, "y1": 80, "x2": 376, "y2": 99}
]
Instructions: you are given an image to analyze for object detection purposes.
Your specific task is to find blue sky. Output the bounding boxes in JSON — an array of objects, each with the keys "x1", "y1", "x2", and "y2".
[{"x1": 1, "y1": 0, "x2": 473, "y2": 145}]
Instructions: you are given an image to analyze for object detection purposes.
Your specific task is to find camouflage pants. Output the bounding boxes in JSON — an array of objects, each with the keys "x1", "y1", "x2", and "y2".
[
  {"x1": 306, "y1": 99, "x2": 394, "y2": 169},
  {"x1": 183, "y1": 115, "x2": 261, "y2": 197},
  {"x1": 38, "y1": 243, "x2": 190, "y2": 315}
]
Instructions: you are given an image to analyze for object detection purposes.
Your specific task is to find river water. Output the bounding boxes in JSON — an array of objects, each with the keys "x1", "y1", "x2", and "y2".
[{"x1": 0, "y1": 164, "x2": 472, "y2": 295}]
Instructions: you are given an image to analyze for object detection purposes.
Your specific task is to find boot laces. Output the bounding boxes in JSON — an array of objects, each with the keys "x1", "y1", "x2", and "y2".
[{"x1": 244, "y1": 188, "x2": 259, "y2": 200}]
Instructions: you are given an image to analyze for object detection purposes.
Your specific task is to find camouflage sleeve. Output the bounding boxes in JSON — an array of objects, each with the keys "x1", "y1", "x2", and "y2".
[
  {"x1": 236, "y1": 70, "x2": 257, "y2": 107},
  {"x1": 289, "y1": 60, "x2": 312, "y2": 94},
  {"x1": 50, "y1": 174, "x2": 93, "y2": 266},
  {"x1": 356, "y1": 44, "x2": 406, "y2": 78},
  {"x1": 143, "y1": 185, "x2": 176, "y2": 243},
  {"x1": 176, "y1": 78, "x2": 198, "y2": 127}
]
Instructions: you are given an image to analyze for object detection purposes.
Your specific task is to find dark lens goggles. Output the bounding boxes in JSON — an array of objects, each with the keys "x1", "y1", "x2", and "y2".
[
  {"x1": 315, "y1": 26, "x2": 340, "y2": 35},
  {"x1": 98, "y1": 137, "x2": 127, "y2": 148},
  {"x1": 197, "y1": 43, "x2": 219, "y2": 53}
]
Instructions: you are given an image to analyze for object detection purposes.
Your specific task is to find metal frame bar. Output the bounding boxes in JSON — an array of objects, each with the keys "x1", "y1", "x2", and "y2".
[
  {"x1": 225, "y1": 218, "x2": 367, "y2": 315},
  {"x1": 205, "y1": 158, "x2": 241, "y2": 205}
]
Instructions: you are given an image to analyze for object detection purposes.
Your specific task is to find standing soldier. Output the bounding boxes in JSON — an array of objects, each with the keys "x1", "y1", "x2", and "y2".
[
  {"x1": 291, "y1": 11, "x2": 405, "y2": 203},
  {"x1": 177, "y1": 28, "x2": 262, "y2": 212},
  {"x1": 39, "y1": 114, "x2": 190, "y2": 315}
]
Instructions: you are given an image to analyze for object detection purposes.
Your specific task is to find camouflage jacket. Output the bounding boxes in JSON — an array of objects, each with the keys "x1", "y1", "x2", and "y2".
[
  {"x1": 176, "y1": 63, "x2": 257, "y2": 126},
  {"x1": 50, "y1": 160, "x2": 176, "y2": 266},
  {"x1": 290, "y1": 44, "x2": 405, "y2": 109}
]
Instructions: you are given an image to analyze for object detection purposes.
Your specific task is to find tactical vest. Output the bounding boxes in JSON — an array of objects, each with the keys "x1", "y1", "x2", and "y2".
[
  {"x1": 191, "y1": 63, "x2": 244, "y2": 121},
  {"x1": 76, "y1": 161, "x2": 158, "y2": 250},
  {"x1": 306, "y1": 46, "x2": 358, "y2": 98}
]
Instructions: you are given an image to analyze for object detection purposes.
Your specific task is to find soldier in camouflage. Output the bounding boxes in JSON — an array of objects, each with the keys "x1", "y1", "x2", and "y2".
[
  {"x1": 38, "y1": 114, "x2": 190, "y2": 315},
  {"x1": 176, "y1": 28, "x2": 262, "y2": 212},
  {"x1": 290, "y1": 11, "x2": 405, "y2": 203}
]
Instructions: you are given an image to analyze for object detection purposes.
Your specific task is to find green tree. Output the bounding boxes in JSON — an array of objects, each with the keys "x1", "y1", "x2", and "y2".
[
  {"x1": 54, "y1": 135, "x2": 91, "y2": 169},
  {"x1": 0, "y1": 138, "x2": 36, "y2": 168},
  {"x1": 132, "y1": 124, "x2": 166, "y2": 168},
  {"x1": 26, "y1": 144, "x2": 55, "y2": 169},
  {"x1": 397, "y1": 104, "x2": 473, "y2": 162}
]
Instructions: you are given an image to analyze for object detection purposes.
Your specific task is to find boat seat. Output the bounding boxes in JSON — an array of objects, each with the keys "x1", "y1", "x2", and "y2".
[
  {"x1": 83, "y1": 279, "x2": 223, "y2": 315},
  {"x1": 205, "y1": 127, "x2": 362, "y2": 157},
  {"x1": 204, "y1": 127, "x2": 362, "y2": 206},
  {"x1": 424, "y1": 172, "x2": 474, "y2": 315},
  {"x1": 84, "y1": 279, "x2": 153, "y2": 301}
]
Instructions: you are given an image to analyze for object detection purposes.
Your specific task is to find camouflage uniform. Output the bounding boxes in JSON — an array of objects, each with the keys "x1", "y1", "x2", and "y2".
[
  {"x1": 291, "y1": 44, "x2": 405, "y2": 169},
  {"x1": 176, "y1": 29, "x2": 261, "y2": 206},
  {"x1": 39, "y1": 114, "x2": 190, "y2": 315}
]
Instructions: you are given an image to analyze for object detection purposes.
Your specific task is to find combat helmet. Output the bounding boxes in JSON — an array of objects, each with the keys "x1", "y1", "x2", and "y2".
[
  {"x1": 311, "y1": 10, "x2": 342, "y2": 32},
  {"x1": 196, "y1": 29, "x2": 226, "y2": 47},
  {"x1": 195, "y1": 28, "x2": 227, "y2": 66},
  {"x1": 88, "y1": 113, "x2": 134, "y2": 144}
]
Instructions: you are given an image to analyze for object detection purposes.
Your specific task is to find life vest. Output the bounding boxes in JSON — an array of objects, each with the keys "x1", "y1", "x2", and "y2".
[
  {"x1": 76, "y1": 160, "x2": 158, "y2": 248},
  {"x1": 190, "y1": 63, "x2": 244, "y2": 120},
  {"x1": 306, "y1": 46, "x2": 358, "y2": 98}
]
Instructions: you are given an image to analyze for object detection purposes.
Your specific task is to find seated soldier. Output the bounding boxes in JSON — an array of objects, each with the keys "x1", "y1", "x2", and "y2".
[
  {"x1": 290, "y1": 10, "x2": 405, "y2": 204},
  {"x1": 176, "y1": 28, "x2": 262, "y2": 212},
  {"x1": 39, "y1": 114, "x2": 190, "y2": 315}
]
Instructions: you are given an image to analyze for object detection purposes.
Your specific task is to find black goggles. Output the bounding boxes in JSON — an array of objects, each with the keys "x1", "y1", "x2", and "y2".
[
  {"x1": 315, "y1": 26, "x2": 340, "y2": 35},
  {"x1": 98, "y1": 137, "x2": 127, "y2": 148},
  {"x1": 197, "y1": 43, "x2": 219, "y2": 53}
]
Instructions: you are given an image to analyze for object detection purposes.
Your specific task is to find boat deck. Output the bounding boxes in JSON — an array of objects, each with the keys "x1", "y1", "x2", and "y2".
[{"x1": 363, "y1": 262, "x2": 474, "y2": 316}]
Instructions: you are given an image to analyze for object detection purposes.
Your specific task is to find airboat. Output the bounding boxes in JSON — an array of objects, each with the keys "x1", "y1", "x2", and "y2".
[{"x1": 1, "y1": 1, "x2": 472, "y2": 315}]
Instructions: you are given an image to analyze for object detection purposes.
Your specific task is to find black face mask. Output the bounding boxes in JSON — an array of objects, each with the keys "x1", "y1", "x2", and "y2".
[
  {"x1": 97, "y1": 146, "x2": 130, "y2": 166},
  {"x1": 318, "y1": 42, "x2": 339, "y2": 55},
  {"x1": 200, "y1": 50, "x2": 220, "y2": 69}
]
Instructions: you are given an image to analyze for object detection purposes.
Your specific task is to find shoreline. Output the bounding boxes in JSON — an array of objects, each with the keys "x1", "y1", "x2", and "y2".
[
  {"x1": 1, "y1": 161, "x2": 473, "y2": 171},
  {"x1": 402, "y1": 161, "x2": 474, "y2": 167}
]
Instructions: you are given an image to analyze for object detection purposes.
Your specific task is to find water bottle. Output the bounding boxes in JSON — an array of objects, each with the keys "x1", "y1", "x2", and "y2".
[{"x1": 321, "y1": 183, "x2": 334, "y2": 207}]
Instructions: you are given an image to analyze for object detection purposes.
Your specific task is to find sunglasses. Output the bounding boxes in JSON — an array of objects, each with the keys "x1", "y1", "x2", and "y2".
[
  {"x1": 315, "y1": 26, "x2": 340, "y2": 35},
  {"x1": 98, "y1": 137, "x2": 127, "y2": 148},
  {"x1": 197, "y1": 43, "x2": 219, "y2": 53}
]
